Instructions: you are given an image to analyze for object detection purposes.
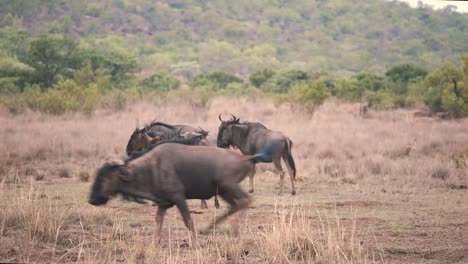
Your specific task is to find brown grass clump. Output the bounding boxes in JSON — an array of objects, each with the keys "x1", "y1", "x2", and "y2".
[
  {"x1": 58, "y1": 167, "x2": 73, "y2": 178},
  {"x1": 0, "y1": 183, "x2": 70, "y2": 244},
  {"x1": 259, "y1": 204, "x2": 375, "y2": 263},
  {"x1": 77, "y1": 169, "x2": 90, "y2": 182},
  {"x1": 320, "y1": 160, "x2": 345, "y2": 178},
  {"x1": 317, "y1": 148, "x2": 337, "y2": 160},
  {"x1": 430, "y1": 167, "x2": 451, "y2": 181}
]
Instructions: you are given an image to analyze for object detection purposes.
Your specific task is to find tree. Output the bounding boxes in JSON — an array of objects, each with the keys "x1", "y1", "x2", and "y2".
[
  {"x1": 249, "y1": 69, "x2": 275, "y2": 88},
  {"x1": 423, "y1": 63, "x2": 465, "y2": 116},
  {"x1": 27, "y1": 36, "x2": 81, "y2": 89},
  {"x1": 385, "y1": 63, "x2": 428, "y2": 83},
  {"x1": 192, "y1": 72, "x2": 243, "y2": 90},
  {"x1": 141, "y1": 71, "x2": 180, "y2": 92}
]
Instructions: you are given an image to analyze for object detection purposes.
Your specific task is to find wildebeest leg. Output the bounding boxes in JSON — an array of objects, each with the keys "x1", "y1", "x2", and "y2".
[
  {"x1": 174, "y1": 200, "x2": 197, "y2": 246},
  {"x1": 274, "y1": 158, "x2": 285, "y2": 195},
  {"x1": 248, "y1": 166, "x2": 256, "y2": 193},
  {"x1": 214, "y1": 197, "x2": 220, "y2": 209},
  {"x1": 155, "y1": 206, "x2": 167, "y2": 243},
  {"x1": 200, "y1": 200, "x2": 208, "y2": 210},
  {"x1": 200, "y1": 185, "x2": 252, "y2": 235},
  {"x1": 282, "y1": 147, "x2": 297, "y2": 195}
]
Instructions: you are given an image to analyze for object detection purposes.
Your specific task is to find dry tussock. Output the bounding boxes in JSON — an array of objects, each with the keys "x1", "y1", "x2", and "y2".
[{"x1": 259, "y1": 204, "x2": 376, "y2": 263}]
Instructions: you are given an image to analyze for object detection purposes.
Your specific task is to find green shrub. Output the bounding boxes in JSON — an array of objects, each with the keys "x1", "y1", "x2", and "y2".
[
  {"x1": 0, "y1": 95, "x2": 26, "y2": 114},
  {"x1": 140, "y1": 71, "x2": 180, "y2": 92},
  {"x1": 20, "y1": 79, "x2": 98, "y2": 115},
  {"x1": 277, "y1": 80, "x2": 330, "y2": 113},
  {"x1": 334, "y1": 77, "x2": 360, "y2": 101},
  {"x1": 249, "y1": 69, "x2": 276, "y2": 88},
  {"x1": 192, "y1": 72, "x2": 243, "y2": 91},
  {"x1": 423, "y1": 63, "x2": 466, "y2": 116},
  {"x1": 261, "y1": 70, "x2": 309, "y2": 94}
]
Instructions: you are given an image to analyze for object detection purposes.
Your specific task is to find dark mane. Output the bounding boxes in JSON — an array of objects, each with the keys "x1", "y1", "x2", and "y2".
[
  {"x1": 241, "y1": 121, "x2": 267, "y2": 129},
  {"x1": 147, "y1": 121, "x2": 176, "y2": 130},
  {"x1": 126, "y1": 137, "x2": 201, "y2": 161}
]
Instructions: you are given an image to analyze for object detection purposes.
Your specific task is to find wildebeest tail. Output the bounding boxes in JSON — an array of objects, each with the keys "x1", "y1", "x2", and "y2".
[
  {"x1": 249, "y1": 141, "x2": 280, "y2": 164},
  {"x1": 284, "y1": 138, "x2": 296, "y2": 179}
]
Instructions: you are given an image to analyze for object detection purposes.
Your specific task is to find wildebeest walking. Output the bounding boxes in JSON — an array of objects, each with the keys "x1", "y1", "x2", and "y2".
[
  {"x1": 126, "y1": 120, "x2": 209, "y2": 155},
  {"x1": 217, "y1": 114, "x2": 297, "y2": 195},
  {"x1": 88, "y1": 140, "x2": 277, "y2": 245}
]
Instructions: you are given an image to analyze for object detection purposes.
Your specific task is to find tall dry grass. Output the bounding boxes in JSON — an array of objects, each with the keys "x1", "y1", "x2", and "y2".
[
  {"x1": 1, "y1": 97, "x2": 467, "y2": 189},
  {"x1": 0, "y1": 97, "x2": 467, "y2": 263},
  {"x1": 0, "y1": 181, "x2": 378, "y2": 263}
]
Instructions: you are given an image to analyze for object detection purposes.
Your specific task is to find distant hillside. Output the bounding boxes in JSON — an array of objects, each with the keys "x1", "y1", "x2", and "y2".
[{"x1": 0, "y1": 0, "x2": 467, "y2": 77}]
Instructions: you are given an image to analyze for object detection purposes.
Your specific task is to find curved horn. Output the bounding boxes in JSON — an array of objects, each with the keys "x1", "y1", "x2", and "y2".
[
  {"x1": 219, "y1": 114, "x2": 224, "y2": 122},
  {"x1": 198, "y1": 126, "x2": 209, "y2": 134},
  {"x1": 230, "y1": 114, "x2": 240, "y2": 123}
]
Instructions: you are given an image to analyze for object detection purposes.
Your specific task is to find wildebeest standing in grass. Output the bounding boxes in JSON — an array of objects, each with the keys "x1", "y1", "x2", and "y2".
[
  {"x1": 126, "y1": 121, "x2": 209, "y2": 155},
  {"x1": 88, "y1": 140, "x2": 277, "y2": 245},
  {"x1": 217, "y1": 114, "x2": 296, "y2": 195},
  {"x1": 126, "y1": 120, "x2": 214, "y2": 209}
]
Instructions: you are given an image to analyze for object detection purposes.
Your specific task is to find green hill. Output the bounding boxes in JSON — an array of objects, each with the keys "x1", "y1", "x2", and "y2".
[{"x1": 1, "y1": 0, "x2": 467, "y2": 77}]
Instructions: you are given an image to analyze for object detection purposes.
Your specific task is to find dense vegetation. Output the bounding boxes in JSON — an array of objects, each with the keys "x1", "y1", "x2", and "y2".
[{"x1": 0, "y1": 0, "x2": 467, "y2": 116}]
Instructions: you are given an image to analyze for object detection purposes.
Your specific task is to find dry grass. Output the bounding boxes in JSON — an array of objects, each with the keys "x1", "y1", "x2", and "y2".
[{"x1": 0, "y1": 97, "x2": 467, "y2": 263}]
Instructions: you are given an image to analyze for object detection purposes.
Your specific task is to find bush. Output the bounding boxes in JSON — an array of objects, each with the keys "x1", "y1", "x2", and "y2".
[
  {"x1": 261, "y1": 70, "x2": 309, "y2": 94},
  {"x1": 19, "y1": 79, "x2": 98, "y2": 115},
  {"x1": 140, "y1": 71, "x2": 180, "y2": 92},
  {"x1": 423, "y1": 63, "x2": 466, "y2": 117},
  {"x1": 192, "y1": 72, "x2": 243, "y2": 91},
  {"x1": 249, "y1": 69, "x2": 275, "y2": 88},
  {"x1": 277, "y1": 80, "x2": 330, "y2": 113},
  {"x1": 0, "y1": 94, "x2": 26, "y2": 114}
]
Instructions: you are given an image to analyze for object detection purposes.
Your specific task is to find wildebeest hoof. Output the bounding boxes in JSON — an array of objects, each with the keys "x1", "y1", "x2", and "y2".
[
  {"x1": 291, "y1": 190, "x2": 296, "y2": 195},
  {"x1": 249, "y1": 189, "x2": 254, "y2": 193}
]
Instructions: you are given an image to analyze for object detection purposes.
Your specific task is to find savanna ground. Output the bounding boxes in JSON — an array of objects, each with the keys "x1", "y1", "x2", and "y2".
[{"x1": 0, "y1": 97, "x2": 467, "y2": 263}]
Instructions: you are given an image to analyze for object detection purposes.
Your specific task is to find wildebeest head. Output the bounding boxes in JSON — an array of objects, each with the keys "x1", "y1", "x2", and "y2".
[
  {"x1": 88, "y1": 160, "x2": 130, "y2": 206},
  {"x1": 125, "y1": 126, "x2": 161, "y2": 155},
  {"x1": 217, "y1": 114, "x2": 240, "y2": 148}
]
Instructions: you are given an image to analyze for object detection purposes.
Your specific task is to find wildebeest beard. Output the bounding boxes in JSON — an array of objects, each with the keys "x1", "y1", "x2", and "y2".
[
  {"x1": 120, "y1": 191, "x2": 147, "y2": 204},
  {"x1": 89, "y1": 167, "x2": 110, "y2": 206}
]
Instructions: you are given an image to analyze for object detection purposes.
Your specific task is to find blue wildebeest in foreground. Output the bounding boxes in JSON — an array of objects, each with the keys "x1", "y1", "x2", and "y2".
[
  {"x1": 217, "y1": 114, "x2": 297, "y2": 195},
  {"x1": 125, "y1": 120, "x2": 209, "y2": 156},
  {"x1": 88, "y1": 140, "x2": 278, "y2": 245},
  {"x1": 125, "y1": 120, "x2": 215, "y2": 209}
]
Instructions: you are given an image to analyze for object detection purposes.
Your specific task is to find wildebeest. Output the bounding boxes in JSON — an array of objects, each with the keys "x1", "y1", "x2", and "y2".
[
  {"x1": 89, "y1": 140, "x2": 277, "y2": 245},
  {"x1": 217, "y1": 114, "x2": 296, "y2": 195},
  {"x1": 126, "y1": 121, "x2": 215, "y2": 209},
  {"x1": 126, "y1": 120, "x2": 209, "y2": 155}
]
